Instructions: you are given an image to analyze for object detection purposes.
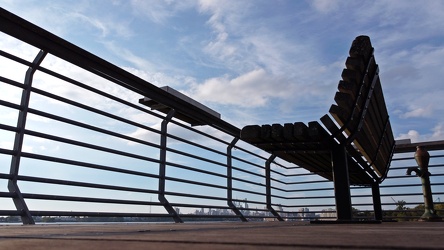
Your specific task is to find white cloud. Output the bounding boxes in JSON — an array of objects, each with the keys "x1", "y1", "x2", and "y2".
[
  {"x1": 432, "y1": 123, "x2": 444, "y2": 140},
  {"x1": 396, "y1": 130, "x2": 421, "y2": 143},
  {"x1": 396, "y1": 123, "x2": 444, "y2": 143},
  {"x1": 188, "y1": 68, "x2": 277, "y2": 107},
  {"x1": 400, "y1": 105, "x2": 433, "y2": 119}
]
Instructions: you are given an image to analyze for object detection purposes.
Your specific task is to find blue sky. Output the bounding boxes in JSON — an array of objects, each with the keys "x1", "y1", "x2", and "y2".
[
  {"x1": 2, "y1": 0, "x2": 444, "y2": 142},
  {"x1": 1, "y1": 1, "x2": 444, "y2": 215}
]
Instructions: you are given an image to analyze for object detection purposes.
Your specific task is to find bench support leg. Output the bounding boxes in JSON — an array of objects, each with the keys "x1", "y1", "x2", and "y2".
[
  {"x1": 331, "y1": 145, "x2": 352, "y2": 221},
  {"x1": 372, "y1": 183, "x2": 383, "y2": 221}
]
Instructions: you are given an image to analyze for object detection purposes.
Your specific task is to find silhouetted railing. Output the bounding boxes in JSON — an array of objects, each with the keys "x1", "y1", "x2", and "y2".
[{"x1": 0, "y1": 8, "x2": 443, "y2": 224}]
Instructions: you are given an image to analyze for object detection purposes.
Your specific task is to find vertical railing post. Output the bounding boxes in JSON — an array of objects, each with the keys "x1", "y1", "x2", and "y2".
[
  {"x1": 158, "y1": 109, "x2": 183, "y2": 223},
  {"x1": 331, "y1": 144, "x2": 352, "y2": 221},
  {"x1": 266, "y1": 155, "x2": 283, "y2": 221},
  {"x1": 8, "y1": 50, "x2": 47, "y2": 225},
  {"x1": 226, "y1": 138, "x2": 247, "y2": 222},
  {"x1": 372, "y1": 182, "x2": 383, "y2": 221}
]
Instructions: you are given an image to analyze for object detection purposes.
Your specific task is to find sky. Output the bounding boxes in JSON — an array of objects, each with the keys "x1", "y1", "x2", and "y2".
[
  {"x1": 1, "y1": 0, "x2": 444, "y2": 215},
  {"x1": 2, "y1": 0, "x2": 444, "y2": 143}
]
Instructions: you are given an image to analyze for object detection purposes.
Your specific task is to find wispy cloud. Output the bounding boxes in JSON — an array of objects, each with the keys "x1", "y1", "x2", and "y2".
[
  {"x1": 130, "y1": 0, "x2": 194, "y2": 24},
  {"x1": 310, "y1": 0, "x2": 341, "y2": 13},
  {"x1": 69, "y1": 12, "x2": 134, "y2": 39}
]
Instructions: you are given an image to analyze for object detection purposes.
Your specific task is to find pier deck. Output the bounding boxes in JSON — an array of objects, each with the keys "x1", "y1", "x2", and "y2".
[{"x1": 1, "y1": 221, "x2": 443, "y2": 249}]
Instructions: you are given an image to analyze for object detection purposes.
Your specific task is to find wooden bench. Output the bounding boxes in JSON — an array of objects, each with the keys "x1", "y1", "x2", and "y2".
[{"x1": 241, "y1": 36, "x2": 396, "y2": 221}]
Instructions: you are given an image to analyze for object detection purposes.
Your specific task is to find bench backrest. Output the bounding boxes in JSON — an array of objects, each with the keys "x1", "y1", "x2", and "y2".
[{"x1": 326, "y1": 36, "x2": 395, "y2": 180}]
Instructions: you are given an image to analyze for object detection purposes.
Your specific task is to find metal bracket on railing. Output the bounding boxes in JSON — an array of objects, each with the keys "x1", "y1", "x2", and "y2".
[
  {"x1": 265, "y1": 155, "x2": 284, "y2": 221},
  {"x1": 8, "y1": 50, "x2": 47, "y2": 225},
  {"x1": 226, "y1": 138, "x2": 248, "y2": 222},
  {"x1": 158, "y1": 109, "x2": 183, "y2": 223}
]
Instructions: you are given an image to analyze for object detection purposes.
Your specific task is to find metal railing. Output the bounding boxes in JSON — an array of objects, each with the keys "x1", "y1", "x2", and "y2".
[{"x1": 1, "y1": 8, "x2": 443, "y2": 224}]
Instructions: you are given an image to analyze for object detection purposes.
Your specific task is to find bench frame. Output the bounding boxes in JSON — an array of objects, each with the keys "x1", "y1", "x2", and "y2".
[{"x1": 326, "y1": 36, "x2": 395, "y2": 221}]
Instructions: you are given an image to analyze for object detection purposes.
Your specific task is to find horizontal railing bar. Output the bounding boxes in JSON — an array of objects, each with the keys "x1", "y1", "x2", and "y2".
[
  {"x1": 269, "y1": 176, "x2": 302, "y2": 186},
  {"x1": 389, "y1": 163, "x2": 444, "y2": 170},
  {"x1": 0, "y1": 75, "x2": 25, "y2": 89},
  {"x1": 285, "y1": 187, "x2": 334, "y2": 193},
  {"x1": 166, "y1": 162, "x2": 228, "y2": 179},
  {"x1": 29, "y1": 211, "x2": 172, "y2": 218},
  {"x1": 168, "y1": 204, "x2": 232, "y2": 210},
  {"x1": 276, "y1": 172, "x2": 319, "y2": 178},
  {"x1": 28, "y1": 108, "x2": 160, "y2": 149},
  {"x1": 233, "y1": 150, "x2": 289, "y2": 172},
  {"x1": 231, "y1": 198, "x2": 267, "y2": 206},
  {"x1": 284, "y1": 179, "x2": 331, "y2": 185},
  {"x1": 0, "y1": 99, "x2": 22, "y2": 111},
  {"x1": 0, "y1": 210, "x2": 22, "y2": 216},
  {"x1": 166, "y1": 146, "x2": 228, "y2": 169},
  {"x1": 232, "y1": 154, "x2": 266, "y2": 170},
  {"x1": 22, "y1": 193, "x2": 161, "y2": 206},
  {"x1": 0, "y1": 123, "x2": 19, "y2": 133},
  {"x1": 24, "y1": 128, "x2": 161, "y2": 163},
  {"x1": 164, "y1": 191, "x2": 228, "y2": 202},
  {"x1": 162, "y1": 175, "x2": 228, "y2": 190},
  {"x1": 231, "y1": 188, "x2": 266, "y2": 197},
  {"x1": 0, "y1": 49, "x2": 34, "y2": 67},
  {"x1": 231, "y1": 176, "x2": 266, "y2": 188},
  {"x1": 394, "y1": 140, "x2": 444, "y2": 153},
  {"x1": 166, "y1": 133, "x2": 229, "y2": 160},
  {"x1": 380, "y1": 192, "x2": 444, "y2": 197},
  {"x1": 269, "y1": 185, "x2": 288, "y2": 193},
  {"x1": 179, "y1": 214, "x2": 242, "y2": 219},
  {"x1": 385, "y1": 174, "x2": 444, "y2": 179},
  {"x1": 0, "y1": 191, "x2": 14, "y2": 198},
  {"x1": 30, "y1": 86, "x2": 162, "y2": 136},
  {"x1": 232, "y1": 166, "x2": 266, "y2": 180},
  {"x1": 380, "y1": 183, "x2": 441, "y2": 189},
  {"x1": 18, "y1": 151, "x2": 160, "y2": 178},
  {"x1": 276, "y1": 203, "x2": 335, "y2": 208},
  {"x1": 243, "y1": 215, "x2": 284, "y2": 219},
  {"x1": 392, "y1": 154, "x2": 444, "y2": 162},
  {"x1": 4, "y1": 174, "x2": 160, "y2": 195},
  {"x1": 284, "y1": 195, "x2": 336, "y2": 200}
]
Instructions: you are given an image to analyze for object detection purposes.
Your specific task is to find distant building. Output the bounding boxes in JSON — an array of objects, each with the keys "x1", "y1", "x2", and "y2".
[
  {"x1": 320, "y1": 208, "x2": 336, "y2": 219},
  {"x1": 297, "y1": 208, "x2": 316, "y2": 221}
]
